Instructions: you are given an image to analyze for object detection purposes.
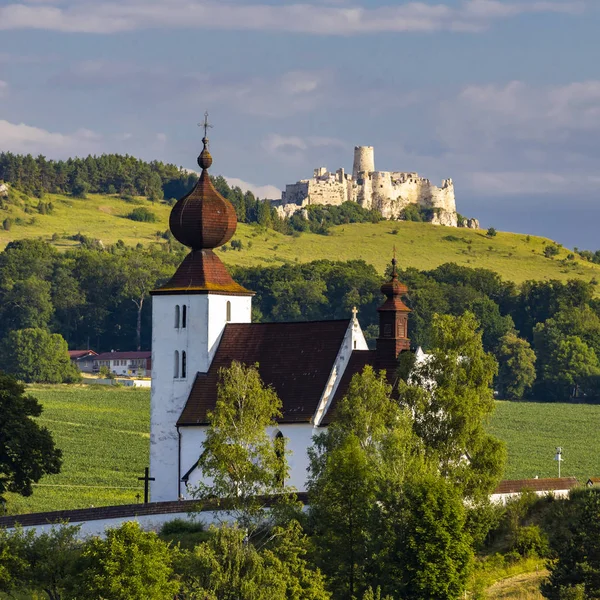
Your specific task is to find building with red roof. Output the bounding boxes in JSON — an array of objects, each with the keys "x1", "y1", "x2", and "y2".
[{"x1": 149, "y1": 127, "x2": 411, "y2": 502}]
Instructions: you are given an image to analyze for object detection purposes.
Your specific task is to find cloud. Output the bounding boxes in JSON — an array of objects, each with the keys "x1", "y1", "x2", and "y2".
[
  {"x1": 0, "y1": 81, "x2": 8, "y2": 98},
  {"x1": 0, "y1": 0, "x2": 585, "y2": 35},
  {"x1": 0, "y1": 120, "x2": 104, "y2": 156},
  {"x1": 262, "y1": 133, "x2": 346, "y2": 164},
  {"x1": 225, "y1": 177, "x2": 281, "y2": 200},
  {"x1": 434, "y1": 80, "x2": 600, "y2": 196}
]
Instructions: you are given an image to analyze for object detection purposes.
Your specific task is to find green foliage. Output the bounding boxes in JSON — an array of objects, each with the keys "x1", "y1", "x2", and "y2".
[
  {"x1": 126, "y1": 207, "x2": 158, "y2": 223},
  {"x1": 400, "y1": 204, "x2": 435, "y2": 222},
  {"x1": 68, "y1": 521, "x2": 179, "y2": 600},
  {"x1": 0, "y1": 523, "x2": 81, "y2": 599},
  {"x1": 386, "y1": 474, "x2": 473, "y2": 600},
  {"x1": 0, "y1": 328, "x2": 81, "y2": 383},
  {"x1": 544, "y1": 244, "x2": 561, "y2": 258},
  {"x1": 289, "y1": 201, "x2": 382, "y2": 235},
  {"x1": 542, "y1": 489, "x2": 600, "y2": 599},
  {"x1": 487, "y1": 227, "x2": 497, "y2": 237},
  {"x1": 0, "y1": 374, "x2": 62, "y2": 502},
  {"x1": 496, "y1": 333, "x2": 537, "y2": 400},
  {"x1": 399, "y1": 313, "x2": 506, "y2": 500},
  {"x1": 194, "y1": 362, "x2": 293, "y2": 534},
  {"x1": 71, "y1": 177, "x2": 89, "y2": 199},
  {"x1": 174, "y1": 521, "x2": 330, "y2": 600}
]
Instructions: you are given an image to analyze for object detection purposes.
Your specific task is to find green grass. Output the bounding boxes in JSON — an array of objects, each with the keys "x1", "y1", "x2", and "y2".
[
  {"x1": 7, "y1": 387, "x2": 600, "y2": 515},
  {"x1": 489, "y1": 401, "x2": 600, "y2": 481},
  {"x1": 1, "y1": 193, "x2": 599, "y2": 285},
  {"x1": 5, "y1": 384, "x2": 150, "y2": 515}
]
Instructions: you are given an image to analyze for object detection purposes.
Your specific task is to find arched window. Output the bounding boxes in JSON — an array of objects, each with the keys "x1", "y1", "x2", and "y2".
[
  {"x1": 182, "y1": 305, "x2": 187, "y2": 329},
  {"x1": 226, "y1": 301, "x2": 232, "y2": 322},
  {"x1": 181, "y1": 351, "x2": 187, "y2": 379},
  {"x1": 174, "y1": 350, "x2": 179, "y2": 378},
  {"x1": 275, "y1": 431, "x2": 285, "y2": 487},
  {"x1": 174, "y1": 305, "x2": 180, "y2": 329}
]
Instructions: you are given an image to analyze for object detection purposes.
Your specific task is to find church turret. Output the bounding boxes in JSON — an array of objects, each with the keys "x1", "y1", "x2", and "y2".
[
  {"x1": 375, "y1": 257, "x2": 410, "y2": 377},
  {"x1": 149, "y1": 115, "x2": 254, "y2": 502}
]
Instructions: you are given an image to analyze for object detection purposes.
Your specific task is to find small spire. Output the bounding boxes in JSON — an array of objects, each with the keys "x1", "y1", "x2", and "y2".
[{"x1": 197, "y1": 111, "x2": 213, "y2": 171}]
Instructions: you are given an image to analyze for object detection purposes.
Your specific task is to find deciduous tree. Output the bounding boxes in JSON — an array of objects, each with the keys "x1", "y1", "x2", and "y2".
[{"x1": 496, "y1": 333, "x2": 537, "y2": 400}]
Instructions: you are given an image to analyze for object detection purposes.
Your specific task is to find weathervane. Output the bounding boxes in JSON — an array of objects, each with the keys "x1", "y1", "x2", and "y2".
[{"x1": 198, "y1": 111, "x2": 213, "y2": 141}]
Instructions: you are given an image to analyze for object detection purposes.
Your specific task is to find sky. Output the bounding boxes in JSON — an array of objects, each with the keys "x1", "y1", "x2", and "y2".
[{"x1": 0, "y1": 0, "x2": 599, "y2": 249}]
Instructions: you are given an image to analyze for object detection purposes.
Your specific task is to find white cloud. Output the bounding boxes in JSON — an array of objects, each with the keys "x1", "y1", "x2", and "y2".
[
  {"x1": 0, "y1": 0, "x2": 586, "y2": 35},
  {"x1": 433, "y1": 80, "x2": 600, "y2": 196},
  {"x1": 225, "y1": 177, "x2": 281, "y2": 199},
  {"x1": 0, "y1": 120, "x2": 103, "y2": 155},
  {"x1": 0, "y1": 80, "x2": 8, "y2": 98},
  {"x1": 262, "y1": 133, "x2": 346, "y2": 165}
]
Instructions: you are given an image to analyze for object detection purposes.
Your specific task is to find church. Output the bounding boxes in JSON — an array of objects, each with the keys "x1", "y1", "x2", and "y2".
[{"x1": 149, "y1": 130, "x2": 412, "y2": 502}]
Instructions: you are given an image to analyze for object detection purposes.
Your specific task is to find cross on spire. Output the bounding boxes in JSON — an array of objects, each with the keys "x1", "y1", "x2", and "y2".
[
  {"x1": 198, "y1": 111, "x2": 213, "y2": 140},
  {"x1": 352, "y1": 306, "x2": 359, "y2": 319}
]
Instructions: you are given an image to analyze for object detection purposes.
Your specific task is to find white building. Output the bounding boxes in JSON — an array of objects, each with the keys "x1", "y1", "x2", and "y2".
[
  {"x1": 150, "y1": 134, "x2": 412, "y2": 502},
  {"x1": 94, "y1": 351, "x2": 151, "y2": 377}
]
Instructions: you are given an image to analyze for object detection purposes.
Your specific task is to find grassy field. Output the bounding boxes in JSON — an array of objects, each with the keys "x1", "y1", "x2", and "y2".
[
  {"x1": 489, "y1": 401, "x2": 600, "y2": 481},
  {"x1": 7, "y1": 385, "x2": 600, "y2": 516},
  {"x1": 1, "y1": 192, "x2": 599, "y2": 285},
  {"x1": 5, "y1": 385, "x2": 149, "y2": 516}
]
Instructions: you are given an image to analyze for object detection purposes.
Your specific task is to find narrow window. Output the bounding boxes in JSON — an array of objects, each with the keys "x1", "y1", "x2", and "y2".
[
  {"x1": 181, "y1": 351, "x2": 187, "y2": 379},
  {"x1": 226, "y1": 301, "x2": 232, "y2": 322},
  {"x1": 353, "y1": 340, "x2": 357, "y2": 349},
  {"x1": 182, "y1": 305, "x2": 187, "y2": 329},
  {"x1": 174, "y1": 351, "x2": 179, "y2": 378},
  {"x1": 174, "y1": 305, "x2": 180, "y2": 329},
  {"x1": 275, "y1": 431, "x2": 285, "y2": 487}
]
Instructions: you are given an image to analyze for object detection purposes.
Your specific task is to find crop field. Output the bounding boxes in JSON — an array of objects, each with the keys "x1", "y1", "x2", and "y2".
[
  {"x1": 5, "y1": 385, "x2": 150, "y2": 515},
  {"x1": 489, "y1": 401, "x2": 600, "y2": 481},
  {"x1": 7, "y1": 386, "x2": 600, "y2": 515},
  {"x1": 0, "y1": 193, "x2": 599, "y2": 286}
]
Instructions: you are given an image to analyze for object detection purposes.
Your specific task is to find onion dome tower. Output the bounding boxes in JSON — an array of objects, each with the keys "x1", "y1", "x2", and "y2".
[
  {"x1": 376, "y1": 256, "x2": 411, "y2": 376},
  {"x1": 150, "y1": 115, "x2": 253, "y2": 503}
]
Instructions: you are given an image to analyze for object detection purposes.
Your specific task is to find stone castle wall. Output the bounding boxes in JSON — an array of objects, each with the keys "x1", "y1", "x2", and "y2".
[{"x1": 276, "y1": 146, "x2": 460, "y2": 226}]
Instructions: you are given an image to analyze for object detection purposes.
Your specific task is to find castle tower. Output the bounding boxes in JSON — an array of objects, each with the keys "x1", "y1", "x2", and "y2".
[
  {"x1": 352, "y1": 146, "x2": 375, "y2": 180},
  {"x1": 375, "y1": 257, "x2": 411, "y2": 378},
  {"x1": 149, "y1": 119, "x2": 254, "y2": 502}
]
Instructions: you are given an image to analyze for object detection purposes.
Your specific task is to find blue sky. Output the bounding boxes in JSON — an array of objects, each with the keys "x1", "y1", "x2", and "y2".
[{"x1": 0, "y1": 0, "x2": 599, "y2": 249}]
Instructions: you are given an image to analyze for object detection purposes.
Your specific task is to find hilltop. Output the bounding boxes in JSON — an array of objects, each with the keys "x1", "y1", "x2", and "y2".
[{"x1": 0, "y1": 191, "x2": 599, "y2": 285}]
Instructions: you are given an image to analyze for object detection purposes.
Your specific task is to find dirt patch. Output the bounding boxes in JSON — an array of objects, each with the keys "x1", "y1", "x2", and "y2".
[
  {"x1": 486, "y1": 569, "x2": 548, "y2": 599},
  {"x1": 98, "y1": 206, "x2": 113, "y2": 214}
]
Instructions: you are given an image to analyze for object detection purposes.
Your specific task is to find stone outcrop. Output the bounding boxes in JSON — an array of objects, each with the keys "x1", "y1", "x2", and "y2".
[
  {"x1": 272, "y1": 146, "x2": 466, "y2": 227},
  {"x1": 0, "y1": 183, "x2": 8, "y2": 198}
]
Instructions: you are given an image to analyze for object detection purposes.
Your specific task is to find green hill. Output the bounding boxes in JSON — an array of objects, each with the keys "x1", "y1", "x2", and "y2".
[{"x1": 1, "y1": 192, "x2": 599, "y2": 285}]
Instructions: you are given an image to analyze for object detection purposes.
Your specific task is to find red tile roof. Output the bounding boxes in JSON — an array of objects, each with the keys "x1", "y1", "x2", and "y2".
[
  {"x1": 152, "y1": 249, "x2": 253, "y2": 296},
  {"x1": 494, "y1": 478, "x2": 579, "y2": 495},
  {"x1": 320, "y1": 350, "x2": 376, "y2": 426},
  {"x1": 68, "y1": 350, "x2": 97, "y2": 359},
  {"x1": 178, "y1": 320, "x2": 351, "y2": 426},
  {"x1": 94, "y1": 351, "x2": 151, "y2": 361}
]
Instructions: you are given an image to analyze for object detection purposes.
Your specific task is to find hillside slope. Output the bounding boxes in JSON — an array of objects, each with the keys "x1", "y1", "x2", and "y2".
[{"x1": 1, "y1": 192, "x2": 599, "y2": 284}]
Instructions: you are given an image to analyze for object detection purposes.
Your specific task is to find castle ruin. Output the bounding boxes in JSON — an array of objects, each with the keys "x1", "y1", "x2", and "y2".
[{"x1": 273, "y1": 146, "x2": 460, "y2": 227}]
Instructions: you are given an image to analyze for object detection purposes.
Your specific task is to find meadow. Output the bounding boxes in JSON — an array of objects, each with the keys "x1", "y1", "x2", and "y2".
[
  {"x1": 5, "y1": 384, "x2": 149, "y2": 515},
  {"x1": 7, "y1": 385, "x2": 600, "y2": 515},
  {"x1": 1, "y1": 192, "x2": 599, "y2": 285}
]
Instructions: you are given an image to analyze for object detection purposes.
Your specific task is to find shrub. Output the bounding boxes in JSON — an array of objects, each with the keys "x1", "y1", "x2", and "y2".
[
  {"x1": 160, "y1": 519, "x2": 205, "y2": 536},
  {"x1": 514, "y1": 525, "x2": 550, "y2": 558},
  {"x1": 443, "y1": 234, "x2": 462, "y2": 242},
  {"x1": 3, "y1": 218, "x2": 12, "y2": 231},
  {"x1": 544, "y1": 244, "x2": 561, "y2": 258},
  {"x1": 126, "y1": 207, "x2": 158, "y2": 223},
  {"x1": 230, "y1": 239, "x2": 243, "y2": 251},
  {"x1": 486, "y1": 227, "x2": 497, "y2": 237}
]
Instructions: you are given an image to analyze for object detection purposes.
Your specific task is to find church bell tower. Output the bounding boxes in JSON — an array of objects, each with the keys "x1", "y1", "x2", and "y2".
[
  {"x1": 149, "y1": 116, "x2": 254, "y2": 502},
  {"x1": 376, "y1": 257, "x2": 411, "y2": 378}
]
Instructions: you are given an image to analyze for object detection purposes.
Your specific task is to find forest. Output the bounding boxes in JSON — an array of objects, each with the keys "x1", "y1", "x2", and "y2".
[{"x1": 0, "y1": 235, "x2": 599, "y2": 400}]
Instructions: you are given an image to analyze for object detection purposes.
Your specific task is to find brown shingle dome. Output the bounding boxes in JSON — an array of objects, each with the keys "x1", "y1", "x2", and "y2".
[
  {"x1": 169, "y1": 137, "x2": 236, "y2": 250},
  {"x1": 379, "y1": 257, "x2": 410, "y2": 312}
]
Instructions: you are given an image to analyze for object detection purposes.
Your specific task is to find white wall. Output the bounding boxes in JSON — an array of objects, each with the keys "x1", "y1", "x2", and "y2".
[{"x1": 151, "y1": 292, "x2": 251, "y2": 503}]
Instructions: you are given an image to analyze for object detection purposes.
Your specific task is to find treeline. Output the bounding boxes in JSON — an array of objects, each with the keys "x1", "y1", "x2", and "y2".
[{"x1": 0, "y1": 237, "x2": 599, "y2": 399}]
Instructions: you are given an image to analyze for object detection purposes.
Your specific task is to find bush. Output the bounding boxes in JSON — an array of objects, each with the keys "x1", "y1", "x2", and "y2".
[
  {"x1": 486, "y1": 227, "x2": 497, "y2": 237},
  {"x1": 160, "y1": 519, "x2": 205, "y2": 536},
  {"x1": 514, "y1": 525, "x2": 550, "y2": 558},
  {"x1": 400, "y1": 204, "x2": 435, "y2": 222},
  {"x1": 3, "y1": 218, "x2": 12, "y2": 231},
  {"x1": 544, "y1": 244, "x2": 561, "y2": 258},
  {"x1": 126, "y1": 207, "x2": 158, "y2": 223},
  {"x1": 230, "y1": 239, "x2": 243, "y2": 251}
]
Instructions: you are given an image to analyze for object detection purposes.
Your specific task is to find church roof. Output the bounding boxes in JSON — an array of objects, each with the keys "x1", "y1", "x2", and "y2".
[
  {"x1": 151, "y1": 249, "x2": 253, "y2": 296},
  {"x1": 320, "y1": 350, "x2": 375, "y2": 426},
  {"x1": 177, "y1": 319, "x2": 352, "y2": 426}
]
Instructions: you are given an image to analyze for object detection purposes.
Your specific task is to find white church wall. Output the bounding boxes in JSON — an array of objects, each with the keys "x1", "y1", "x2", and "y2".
[
  {"x1": 150, "y1": 292, "x2": 252, "y2": 503},
  {"x1": 179, "y1": 427, "x2": 208, "y2": 497},
  {"x1": 271, "y1": 424, "x2": 317, "y2": 492},
  {"x1": 313, "y1": 317, "x2": 368, "y2": 427}
]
